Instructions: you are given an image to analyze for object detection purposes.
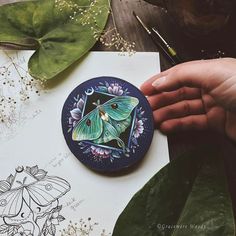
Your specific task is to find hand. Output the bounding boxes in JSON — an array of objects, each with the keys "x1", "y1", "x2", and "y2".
[{"x1": 140, "y1": 58, "x2": 236, "y2": 142}]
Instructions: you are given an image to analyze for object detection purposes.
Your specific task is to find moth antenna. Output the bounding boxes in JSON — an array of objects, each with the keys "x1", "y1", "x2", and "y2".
[{"x1": 92, "y1": 99, "x2": 101, "y2": 107}]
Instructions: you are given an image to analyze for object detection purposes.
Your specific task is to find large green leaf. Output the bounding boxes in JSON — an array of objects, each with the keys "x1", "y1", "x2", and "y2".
[
  {"x1": 0, "y1": 0, "x2": 110, "y2": 80},
  {"x1": 112, "y1": 147, "x2": 235, "y2": 236}
]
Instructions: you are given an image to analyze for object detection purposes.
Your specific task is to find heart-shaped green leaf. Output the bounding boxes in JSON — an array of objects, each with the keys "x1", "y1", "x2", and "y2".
[
  {"x1": 0, "y1": 0, "x2": 110, "y2": 80},
  {"x1": 112, "y1": 147, "x2": 235, "y2": 236}
]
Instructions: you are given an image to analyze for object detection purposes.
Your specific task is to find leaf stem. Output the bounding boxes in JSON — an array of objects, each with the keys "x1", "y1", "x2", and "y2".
[{"x1": 0, "y1": 38, "x2": 39, "y2": 50}]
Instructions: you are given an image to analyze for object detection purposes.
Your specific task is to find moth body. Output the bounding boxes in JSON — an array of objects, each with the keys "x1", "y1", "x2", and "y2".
[{"x1": 98, "y1": 108, "x2": 109, "y2": 122}]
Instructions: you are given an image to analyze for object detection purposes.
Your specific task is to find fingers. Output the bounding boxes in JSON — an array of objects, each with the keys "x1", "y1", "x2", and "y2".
[
  {"x1": 141, "y1": 59, "x2": 228, "y2": 95},
  {"x1": 148, "y1": 87, "x2": 201, "y2": 110},
  {"x1": 141, "y1": 58, "x2": 236, "y2": 135},
  {"x1": 159, "y1": 115, "x2": 209, "y2": 133},
  {"x1": 151, "y1": 63, "x2": 207, "y2": 92},
  {"x1": 149, "y1": 87, "x2": 208, "y2": 134},
  {"x1": 141, "y1": 70, "x2": 170, "y2": 95},
  {"x1": 153, "y1": 99, "x2": 205, "y2": 125},
  {"x1": 140, "y1": 60, "x2": 207, "y2": 95}
]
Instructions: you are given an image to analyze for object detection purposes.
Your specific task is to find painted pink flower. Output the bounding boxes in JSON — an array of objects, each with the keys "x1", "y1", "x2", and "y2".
[
  {"x1": 91, "y1": 146, "x2": 112, "y2": 159},
  {"x1": 134, "y1": 119, "x2": 144, "y2": 138},
  {"x1": 107, "y1": 83, "x2": 124, "y2": 95}
]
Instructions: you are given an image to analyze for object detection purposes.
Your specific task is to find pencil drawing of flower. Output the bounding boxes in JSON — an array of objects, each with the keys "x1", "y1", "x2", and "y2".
[
  {"x1": 46, "y1": 211, "x2": 60, "y2": 226},
  {"x1": 14, "y1": 226, "x2": 33, "y2": 236}
]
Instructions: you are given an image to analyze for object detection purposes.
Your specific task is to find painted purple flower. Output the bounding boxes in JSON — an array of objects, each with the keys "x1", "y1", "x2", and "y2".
[
  {"x1": 76, "y1": 98, "x2": 84, "y2": 110},
  {"x1": 69, "y1": 98, "x2": 85, "y2": 127},
  {"x1": 91, "y1": 146, "x2": 112, "y2": 159},
  {"x1": 70, "y1": 108, "x2": 82, "y2": 120},
  {"x1": 133, "y1": 119, "x2": 144, "y2": 138},
  {"x1": 107, "y1": 83, "x2": 124, "y2": 95}
]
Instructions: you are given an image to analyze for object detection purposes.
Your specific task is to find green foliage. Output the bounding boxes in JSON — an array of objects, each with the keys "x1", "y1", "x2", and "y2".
[
  {"x1": 112, "y1": 147, "x2": 235, "y2": 236},
  {"x1": 0, "y1": 0, "x2": 110, "y2": 80}
]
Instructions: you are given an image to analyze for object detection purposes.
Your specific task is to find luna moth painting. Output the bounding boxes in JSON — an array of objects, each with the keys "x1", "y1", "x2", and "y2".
[
  {"x1": 72, "y1": 96, "x2": 139, "y2": 151},
  {"x1": 0, "y1": 166, "x2": 70, "y2": 236},
  {"x1": 62, "y1": 77, "x2": 154, "y2": 172}
]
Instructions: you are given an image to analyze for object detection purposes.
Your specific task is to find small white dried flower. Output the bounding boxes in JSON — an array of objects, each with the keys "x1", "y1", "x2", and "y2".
[{"x1": 54, "y1": 0, "x2": 136, "y2": 55}]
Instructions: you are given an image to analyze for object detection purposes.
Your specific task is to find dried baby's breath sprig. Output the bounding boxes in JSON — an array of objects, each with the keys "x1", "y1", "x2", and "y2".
[
  {"x1": 0, "y1": 96, "x2": 17, "y2": 126},
  {"x1": 54, "y1": 0, "x2": 104, "y2": 22},
  {"x1": 55, "y1": 0, "x2": 77, "y2": 11},
  {"x1": 79, "y1": 0, "x2": 108, "y2": 26},
  {"x1": 55, "y1": 0, "x2": 88, "y2": 12},
  {"x1": 91, "y1": 0, "x2": 136, "y2": 55},
  {"x1": 97, "y1": 1, "x2": 136, "y2": 55},
  {"x1": 60, "y1": 218, "x2": 110, "y2": 236},
  {"x1": 101, "y1": 229, "x2": 111, "y2": 236},
  {"x1": 55, "y1": 0, "x2": 85, "y2": 20},
  {"x1": 0, "y1": 51, "x2": 43, "y2": 129},
  {"x1": 98, "y1": 28, "x2": 136, "y2": 55},
  {"x1": 54, "y1": 0, "x2": 136, "y2": 55}
]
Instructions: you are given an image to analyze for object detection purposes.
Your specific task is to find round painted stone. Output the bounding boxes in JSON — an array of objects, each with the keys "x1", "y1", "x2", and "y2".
[{"x1": 61, "y1": 77, "x2": 154, "y2": 173}]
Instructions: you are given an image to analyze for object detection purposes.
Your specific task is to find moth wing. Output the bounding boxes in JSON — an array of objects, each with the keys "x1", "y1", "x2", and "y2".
[
  {"x1": 93, "y1": 121, "x2": 119, "y2": 144},
  {"x1": 0, "y1": 188, "x2": 23, "y2": 217},
  {"x1": 26, "y1": 176, "x2": 70, "y2": 206},
  {"x1": 72, "y1": 108, "x2": 103, "y2": 141},
  {"x1": 110, "y1": 115, "x2": 132, "y2": 134},
  {"x1": 30, "y1": 200, "x2": 58, "y2": 219},
  {"x1": 103, "y1": 96, "x2": 139, "y2": 121}
]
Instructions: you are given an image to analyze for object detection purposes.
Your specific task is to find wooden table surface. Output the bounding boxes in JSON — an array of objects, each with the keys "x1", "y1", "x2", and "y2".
[{"x1": 1, "y1": 0, "x2": 236, "y2": 215}]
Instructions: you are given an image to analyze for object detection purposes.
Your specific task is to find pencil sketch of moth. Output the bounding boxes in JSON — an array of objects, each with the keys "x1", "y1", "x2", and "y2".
[
  {"x1": 72, "y1": 96, "x2": 139, "y2": 151},
  {"x1": 0, "y1": 166, "x2": 71, "y2": 236}
]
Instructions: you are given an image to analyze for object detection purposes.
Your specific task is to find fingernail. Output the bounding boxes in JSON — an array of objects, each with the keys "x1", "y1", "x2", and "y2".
[{"x1": 152, "y1": 76, "x2": 166, "y2": 87}]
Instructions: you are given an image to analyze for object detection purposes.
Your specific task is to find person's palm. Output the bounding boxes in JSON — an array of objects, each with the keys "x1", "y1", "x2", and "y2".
[
  {"x1": 141, "y1": 58, "x2": 236, "y2": 142},
  {"x1": 201, "y1": 90, "x2": 236, "y2": 141}
]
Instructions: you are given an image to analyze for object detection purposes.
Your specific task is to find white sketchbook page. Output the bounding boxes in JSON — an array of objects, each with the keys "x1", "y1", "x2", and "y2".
[{"x1": 0, "y1": 51, "x2": 169, "y2": 235}]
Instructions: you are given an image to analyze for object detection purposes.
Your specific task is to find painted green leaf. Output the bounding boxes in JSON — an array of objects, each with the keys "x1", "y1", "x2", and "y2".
[
  {"x1": 0, "y1": 0, "x2": 110, "y2": 80},
  {"x1": 112, "y1": 147, "x2": 235, "y2": 236}
]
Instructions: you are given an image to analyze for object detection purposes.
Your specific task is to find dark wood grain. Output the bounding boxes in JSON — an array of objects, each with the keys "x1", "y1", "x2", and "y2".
[
  {"x1": 95, "y1": 0, "x2": 161, "y2": 52},
  {"x1": 94, "y1": 0, "x2": 172, "y2": 69}
]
